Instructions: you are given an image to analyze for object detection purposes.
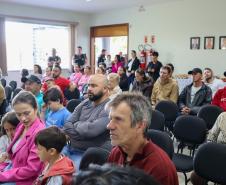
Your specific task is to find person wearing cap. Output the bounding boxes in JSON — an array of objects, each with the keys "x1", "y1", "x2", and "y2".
[
  {"x1": 24, "y1": 74, "x2": 44, "y2": 113},
  {"x1": 203, "y1": 67, "x2": 225, "y2": 97},
  {"x1": 178, "y1": 68, "x2": 212, "y2": 115}
]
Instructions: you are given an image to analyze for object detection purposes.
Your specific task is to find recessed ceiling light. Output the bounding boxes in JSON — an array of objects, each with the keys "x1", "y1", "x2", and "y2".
[{"x1": 86, "y1": 0, "x2": 92, "y2": 2}]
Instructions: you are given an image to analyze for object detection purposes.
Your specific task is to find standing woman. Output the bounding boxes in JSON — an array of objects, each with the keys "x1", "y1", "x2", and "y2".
[
  {"x1": 33, "y1": 64, "x2": 43, "y2": 80},
  {"x1": 0, "y1": 91, "x2": 45, "y2": 185}
]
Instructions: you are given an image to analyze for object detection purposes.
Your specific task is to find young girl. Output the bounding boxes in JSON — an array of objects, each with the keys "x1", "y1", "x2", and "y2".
[{"x1": 0, "y1": 111, "x2": 20, "y2": 162}]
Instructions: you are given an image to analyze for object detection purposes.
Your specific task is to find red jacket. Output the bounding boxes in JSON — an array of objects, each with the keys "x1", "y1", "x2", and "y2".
[
  {"x1": 34, "y1": 156, "x2": 75, "y2": 185},
  {"x1": 212, "y1": 86, "x2": 226, "y2": 111}
]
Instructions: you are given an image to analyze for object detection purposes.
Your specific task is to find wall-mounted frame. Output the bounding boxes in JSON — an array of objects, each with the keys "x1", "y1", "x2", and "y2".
[
  {"x1": 219, "y1": 36, "x2": 226, "y2": 50},
  {"x1": 190, "y1": 37, "x2": 200, "y2": 50},
  {"x1": 204, "y1": 36, "x2": 215, "y2": 49}
]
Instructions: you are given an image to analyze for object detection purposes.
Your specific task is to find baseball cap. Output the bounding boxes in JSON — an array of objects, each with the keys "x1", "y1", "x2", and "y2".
[
  {"x1": 24, "y1": 75, "x2": 41, "y2": 84},
  {"x1": 189, "y1": 68, "x2": 202, "y2": 75}
]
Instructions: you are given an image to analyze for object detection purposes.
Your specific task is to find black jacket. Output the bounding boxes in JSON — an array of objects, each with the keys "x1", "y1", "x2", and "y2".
[{"x1": 119, "y1": 73, "x2": 129, "y2": 91}]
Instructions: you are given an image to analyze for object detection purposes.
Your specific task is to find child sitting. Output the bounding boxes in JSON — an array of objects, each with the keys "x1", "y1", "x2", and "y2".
[
  {"x1": 34, "y1": 126, "x2": 75, "y2": 185},
  {"x1": 0, "y1": 111, "x2": 20, "y2": 162},
  {"x1": 41, "y1": 87, "x2": 71, "y2": 128}
]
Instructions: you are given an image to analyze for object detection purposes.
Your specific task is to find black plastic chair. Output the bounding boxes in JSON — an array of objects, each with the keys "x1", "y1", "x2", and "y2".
[
  {"x1": 0, "y1": 78, "x2": 6, "y2": 88},
  {"x1": 147, "y1": 130, "x2": 174, "y2": 159},
  {"x1": 64, "y1": 87, "x2": 80, "y2": 101},
  {"x1": 194, "y1": 142, "x2": 226, "y2": 185},
  {"x1": 172, "y1": 115, "x2": 207, "y2": 185},
  {"x1": 197, "y1": 104, "x2": 223, "y2": 130},
  {"x1": 79, "y1": 147, "x2": 110, "y2": 170},
  {"x1": 12, "y1": 88, "x2": 23, "y2": 99},
  {"x1": 9, "y1": 80, "x2": 17, "y2": 91},
  {"x1": 66, "y1": 99, "x2": 82, "y2": 113},
  {"x1": 149, "y1": 110, "x2": 165, "y2": 131},
  {"x1": 155, "y1": 100, "x2": 178, "y2": 132},
  {"x1": 4, "y1": 86, "x2": 12, "y2": 103}
]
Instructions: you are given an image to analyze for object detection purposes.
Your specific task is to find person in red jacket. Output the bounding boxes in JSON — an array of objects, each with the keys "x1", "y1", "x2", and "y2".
[
  {"x1": 34, "y1": 126, "x2": 75, "y2": 185},
  {"x1": 107, "y1": 92, "x2": 179, "y2": 185},
  {"x1": 212, "y1": 86, "x2": 226, "y2": 111}
]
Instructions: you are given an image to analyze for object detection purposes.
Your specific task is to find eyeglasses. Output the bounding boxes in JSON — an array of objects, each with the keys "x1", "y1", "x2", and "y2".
[{"x1": 15, "y1": 111, "x2": 32, "y2": 118}]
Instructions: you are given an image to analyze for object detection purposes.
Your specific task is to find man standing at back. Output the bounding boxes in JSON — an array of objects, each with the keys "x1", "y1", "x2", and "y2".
[
  {"x1": 107, "y1": 92, "x2": 178, "y2": 185},
  {"x1": 63, "y1": 74, "x2": 110, "y2": 167}
]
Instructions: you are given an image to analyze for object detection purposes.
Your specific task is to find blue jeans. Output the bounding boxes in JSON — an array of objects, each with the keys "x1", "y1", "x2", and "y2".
[{"x1": 62, "y1": 145, "x2": 84, "y2": 170}]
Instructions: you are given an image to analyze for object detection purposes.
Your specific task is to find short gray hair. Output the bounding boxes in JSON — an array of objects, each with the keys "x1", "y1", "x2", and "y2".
[{"x1": 108, "y1": 92, "x2": 152, "y2": 135}]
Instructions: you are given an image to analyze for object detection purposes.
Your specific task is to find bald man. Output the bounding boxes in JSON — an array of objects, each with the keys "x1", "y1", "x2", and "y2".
[{"x1": 63, "y1": 74, "x2": 110, "y2": 167}]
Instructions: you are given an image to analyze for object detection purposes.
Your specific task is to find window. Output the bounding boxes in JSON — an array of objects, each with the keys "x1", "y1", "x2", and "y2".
[{"x1": 5, "y1": 21, "x2": 70, "y2": 71}]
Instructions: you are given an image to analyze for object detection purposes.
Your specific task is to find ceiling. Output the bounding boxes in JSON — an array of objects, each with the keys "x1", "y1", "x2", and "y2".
[{"x1": 0, "y1": 0, "x2": 181, "y2": 13}]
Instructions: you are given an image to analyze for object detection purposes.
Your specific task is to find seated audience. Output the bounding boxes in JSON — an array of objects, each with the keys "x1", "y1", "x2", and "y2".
[
  {"x1": 34, "y1": 126, "x2": 75, "y2": 185},
  {"x1": 107, "y1": 73, "x2": 122, "y2": 99},
  {"x1": 33, "y1": 64, "x2": 43, "y2": 80},
  {"x1": 211, "y1": 86, "x2": 226, "y2": 111},
  {"x1": 132, "y1": 68, "x2": 153, "y2": 98},
  {"x1": 151, "y1": 65, "x2": 179, "y2": 107},
  {"x1": 126, "y1": 50, "x2": 140, "y2": 85},
  {"x1": 42, "y1": 67, "x2": 52, "y2": 83},
  {"x1": 73, "y1": 164, "x2": 160, "y2": 185},
  {"x1": 63, "y1": 74, "x2": 110, "y2": 168},
  {"x1": 117, "y1": 66, "x2": 129, "y2": 91},
  {"x1": 24, "y1": 74, "x2": 44, "y2": 113},
  {"x1": 0, "y1": 112, "x2": 20, "y2": 162},
  {"x1": 69, "y1": 64, "x2": 82, "y2": 86},
  {"x1": 0, "y1": 83, "x2": 7, "y2": 115},
  {"x1": 107, "y1": 92, "x2": 179, "y2": 185},
  {"x1": 77, "y1": 66, "x2": 92, "y2": 92},
  {"x1": 203, "y1": 67, "x2": 225, "y2": 96},
  {"x1": 178, "y1": 68, "x2": 212, "y2": 115},
  {"x1": 190, "y1": 112, "x2": 226, "y2": 185},
  {"x1": 95, "y1": 66, "x2": 106, "y2": 75},
  {"x1": 41, "y1": 88, "x2": 71, "y2": 128},
  {"x1": 0, "y1": 91, "x2": 44, "y2": 185},
  {"x1": 105, "y1": 54, "x2": 112, "y2": 72},
  {"x1": 111, "y1": 55, "x2": 123, "y2": 73},
  {"x1": 147, "y1": 51, "x2": 162, "y2": 82}
]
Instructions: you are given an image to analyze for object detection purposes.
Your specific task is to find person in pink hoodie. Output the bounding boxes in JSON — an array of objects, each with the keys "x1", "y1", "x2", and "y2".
[
  {"x1": 0, "y1": 91, "x2": 45, "y2": 185},
  {"x1": 111, "y1": 55, "x2": 123, "y2": 73}
]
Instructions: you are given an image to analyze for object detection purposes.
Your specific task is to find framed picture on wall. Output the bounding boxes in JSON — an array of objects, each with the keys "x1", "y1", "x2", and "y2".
[
  {"x1": 190, "y1": 37, "x2": 200, "y2": 50},
  {"x1": 204, "y1": 36, "x2": 215, "y2": 49},
  {"x1": 219, "y1": 36, "x2": 226, "y2": 50}
]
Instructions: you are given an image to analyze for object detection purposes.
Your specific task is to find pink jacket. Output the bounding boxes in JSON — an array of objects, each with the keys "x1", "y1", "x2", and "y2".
[{"x1": 0, "y1": 118, "x2": 45, "y2": 185}]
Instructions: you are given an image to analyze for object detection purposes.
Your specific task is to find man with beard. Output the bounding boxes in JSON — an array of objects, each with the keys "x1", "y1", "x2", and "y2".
[{"x1": 63, "y1": 74, "x2": 110, "y2": 168}]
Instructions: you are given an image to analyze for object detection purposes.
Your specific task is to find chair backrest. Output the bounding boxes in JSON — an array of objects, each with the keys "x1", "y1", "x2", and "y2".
[
  {"x1": 149, "y1": 110, "x2": 165, "y2": 131},
  {"x1": 4, "y1": 86, "x2": 12, "y2": 103},
  {"x1": 0, "y1": 78, "x2": 6, "y2": 88},
  {"x1": 12, "y1": 88, "x2": 23, "y2": 99},
  {"x1": 64, "y1": 87, "x2": 80, "y2": 101},
  {"x1": 155, "y1": 100, "x2": 178, "y2": 122},
  {"x1": 194, "y1": 142, "x2": 226, "y2": 184},
  {"x1": 147, "y1": 130, "x2": 174, "y2": 159},
  {"x1": 79, "y1": 147, "x2": 110, "y2": 170},
  {"x1": 66, "y1": 99, "x2": 82, "y2": 113},
  {"x1": 9, "y1": 80, "x2": 17, "y2": 91},
  {"x1": 173, "y1": 115, "x2": 207, "y2": 145},
  {"x1": 197, "y1": 104, "x2": 223, "y2": 130}
]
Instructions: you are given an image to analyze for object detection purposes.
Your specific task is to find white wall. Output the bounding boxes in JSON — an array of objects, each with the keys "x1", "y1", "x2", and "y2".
[
  {"x1": 90, "y1": 0, "x2": 226, "y2": 76},
  {"x1": 0, "y1": 2, "x2": 91, "y2": 62}
]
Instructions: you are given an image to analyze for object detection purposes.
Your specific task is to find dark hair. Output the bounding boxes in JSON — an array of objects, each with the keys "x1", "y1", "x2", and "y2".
[
  {"x1": 119, "y1": 66, "x2": 126, "y2": 73},
  {"x1": 35, "y1": 126, "x2": 66, "y2": 153},
  {"x1": 72, "y1": 164, "x2": 160, "y2": 185},
  {"x1": 12, "y1": 91, "x2": 38, "y2": 110},
  {"x1": 78, "y1": 46, "x2": 82, "y2": 49},
  {"x1": 115, "y1": 55, "x2": 121, "y2": 62},
  {"x1": 53, "y1": 65, "x2": 62, "y2": 72},
  {"x1": 160, "y1": 65, "x2": 172, "y2": 74},
  {"x1": 152, "y1": 51, "x2": 159, "y2": 57},
  {"x1": 21, "y1": 69, "x2": 29, "y2": 77},
  {"x1": 135, "y1": 68, "x2": 148, "y2": 81},
  {"x1": 97, "y1": 66, "x2": 106, "y2": 74},
  {"x1": 34, "y1": 64, "x2": 42, "y2": 75},
  {"x1": 166, "y1": 63, "x2": 174, "y2": 73},
  {"x1": 1, "y1": 111, "x2": 20, "y2": 135},
  {"x1": 131, "y1": 50, "x2": 137, "y2": 55},
  {"x1": 43, "y1": 87, "x2": 63, "y2": 104},
  {"x1": 224, "y1": 71, "x2": 226, "y2": 77}
]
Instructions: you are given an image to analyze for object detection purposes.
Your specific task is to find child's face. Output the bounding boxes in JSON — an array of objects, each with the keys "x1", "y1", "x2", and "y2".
[
  {"x1": 4, "y1": 122, "x2": 16, "y2": 140},
  {"x1": 36, "y1": 144, "x2": 51, "y2": 162},
  {"x1": 47, "y1": 101, "x2": 60, "y2": 112}
]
